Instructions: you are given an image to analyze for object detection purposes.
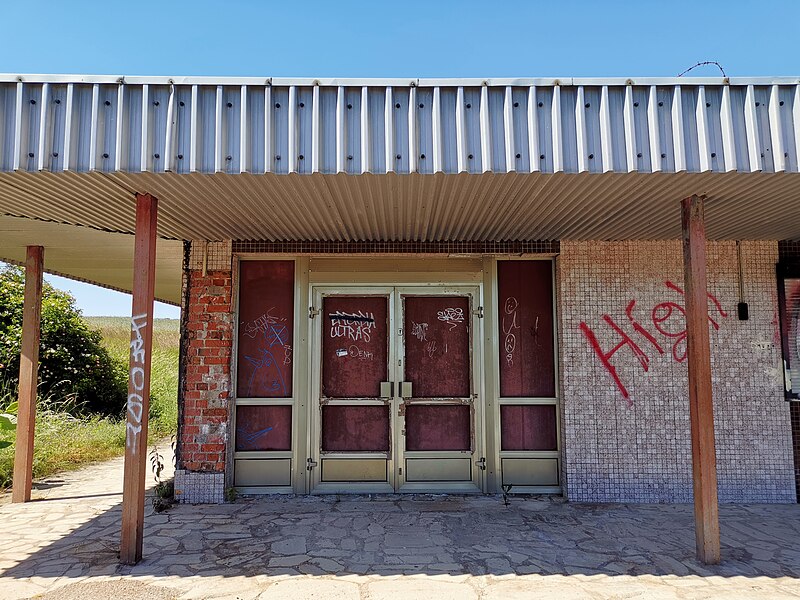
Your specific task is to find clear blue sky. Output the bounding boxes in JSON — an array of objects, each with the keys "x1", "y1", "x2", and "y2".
[{"x1": 3, "y1": 0, "x2": 798, "y2": 318}]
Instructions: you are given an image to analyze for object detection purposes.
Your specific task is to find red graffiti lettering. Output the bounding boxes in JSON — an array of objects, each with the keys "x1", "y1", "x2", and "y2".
[{"x1": 581, "y1": 281, "x2": 728, "y2": 404}]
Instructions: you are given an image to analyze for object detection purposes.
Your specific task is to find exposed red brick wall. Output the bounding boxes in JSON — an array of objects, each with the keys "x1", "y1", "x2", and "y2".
[{"x1": 179, "y1": 269, "x2": 233, "y2": 472}]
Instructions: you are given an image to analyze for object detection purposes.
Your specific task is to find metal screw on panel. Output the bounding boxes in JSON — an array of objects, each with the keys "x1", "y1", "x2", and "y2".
[
  {"x1": 103, "y1": 153, "x2": 109, "y2": 159},
  {"x1": 633, "y1": 102, "x2": 639, "y2": 107},
  {"x1": 299, "y1": 154, "x2": 304, "y2": 160},
  {"x1": 347, "y1": 155, "x2": 353, "y2": 160},
  {"x1": 54, "y1": 99, "x2": 61, "y2": 104},
  {"x1": 347, "y1": 103, "x2": 352, "y2": 109},
  {"x1": 513, "y1": 102, "x2": 519, "y2": 107},
  {"x1": 780, "y1": 101, "x2": 785, "y2": 106},
  {"x1": 538, "y1": 101, "x2": 543, "y2": 107},
  {"x1": 466, "y1": 103, "x2": 471, "y2": 109},
  {"x1": 52, "y1": 152, "x2": 58, "y2": 158},
  {"x1": 711, "y1": 152, "x2": 716, "y2": 158},
  {"x1": 28, "y1": 152, "x2": 34, "y2": 158},
  {"x1": 275, "y1": 103, "x2": 281, "y2": 108},
  {"x1": 420, "y1": 153, "x2": 425, "y2": 159},
  {"x1": 276, "y1": 155, "x2": 281, "y2": 160},
  {"x1": 760, "y1": 152, "x2": 765, "y2": 157},
  {"x1": 661, "y1": 153, "x2": 666, "y2": 158},
  {"x1": 468, "y1": 154, "x2": 474, "y2": 159},
  {"x1": 154, "y1": 101, "x2": 159, "y2": 106},
  {"x1": 419, "y1": 103, "x2": 424, "y2": 108},
  {"x1": 154, "y1": 153, "x2": 160, "y2": 159},
  {"x1": 706, "y1": 102, "x2": 711, "y2": 107},
  {"x1": 515, "y1": 153, "x2": 521, "y2": 159},
  {"x1": 540, "y1": 154, "x2": 545, "y2": 159},
  {"x1": 658, "y1": 101, "x2": 663, "y2": 107},
  {"x1": 299, "y1": 102, "x2": 305, "y2": 108},
  {"x1": 585, "y1": 103, "x2": 590, "y2": 108},
  {"x1": 177, "y1": 154, "x2": 183, "y2": 160},
  {"x1": 30, "y1": 99, "x2": 36, "y2": 105},
  {"x1": 226, "y1": 155, "x2": 232, "y2": 161},
  {"x1": 588, "y1": 153, "x2": 594, "y2": 159},
  {"x1": 227, "y1": 102, "x2": 233, "y2": 108},
  {"x1": 755, "y1": 102, "x2": 760, "y2": 107},
  {"x1": 396, "y1": 154, "x2": 402, "y2": 160},
  {"x1": 179, "y1": 101, "x2": 185, "y2": 107},
  {"x1": 395, "y1": 103, "x2": 400, "y2": 109},
  {"x1": 105, "y1": 100, "x2": 111, "y2": 106},
  {"x1": 637, "y1": 152, "x2": 642, "y2": 158}
]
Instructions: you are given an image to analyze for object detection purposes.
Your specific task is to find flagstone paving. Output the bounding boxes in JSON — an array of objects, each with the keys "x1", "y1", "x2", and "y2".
[{"x1": 1, "y1": 451, "x2": 799, "y2": 599}]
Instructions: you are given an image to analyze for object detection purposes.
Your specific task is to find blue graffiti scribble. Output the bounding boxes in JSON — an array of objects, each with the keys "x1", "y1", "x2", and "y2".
[
  {"x1": 244, "y1": 316, "x2": 290, "y2": 396},
  {"x1": 267, "y1": 323, "x2": 288, "y2": 348},
  {"x1": 237, "y1": 425, "x2": 274, "y2": 448}
]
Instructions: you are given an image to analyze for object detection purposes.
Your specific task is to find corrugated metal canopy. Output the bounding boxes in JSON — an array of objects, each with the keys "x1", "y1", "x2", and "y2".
[
  {"x1": 1, "y1": 74, "x2": 799, "y2": 176},
  {"x1": 0, "y1": 74, "x2": 799, "y2": 294}
]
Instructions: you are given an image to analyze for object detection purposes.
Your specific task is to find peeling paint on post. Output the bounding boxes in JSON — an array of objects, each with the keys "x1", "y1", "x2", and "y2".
[{"x1": 120, "y1": 194, "x2": 158, "y2": 565}]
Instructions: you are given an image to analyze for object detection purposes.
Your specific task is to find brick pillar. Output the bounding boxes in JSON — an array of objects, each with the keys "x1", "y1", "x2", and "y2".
[{"x1": 174, "y1": 242, "x2": 234, "y2": 503}]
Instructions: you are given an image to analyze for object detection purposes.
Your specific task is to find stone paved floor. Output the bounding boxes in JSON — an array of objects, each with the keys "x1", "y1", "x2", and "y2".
[{"x1": 1, "y1": 452, "x2": 799, "y2": 599}]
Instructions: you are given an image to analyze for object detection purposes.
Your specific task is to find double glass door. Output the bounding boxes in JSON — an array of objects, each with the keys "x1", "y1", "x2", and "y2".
[{"x1": 309, "y1": 285, "x2": 483, "y2": 493}]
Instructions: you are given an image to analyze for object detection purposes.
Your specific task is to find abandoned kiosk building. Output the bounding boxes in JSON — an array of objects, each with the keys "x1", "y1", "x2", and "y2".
[{"x1": 1, "y1": 74, "x2": 799, "y2": 564}]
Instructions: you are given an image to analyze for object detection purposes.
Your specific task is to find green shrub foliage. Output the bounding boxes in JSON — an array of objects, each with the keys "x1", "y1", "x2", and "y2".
[{"x1": 0, "y1": 265, "x2": 128, "y2": 416}]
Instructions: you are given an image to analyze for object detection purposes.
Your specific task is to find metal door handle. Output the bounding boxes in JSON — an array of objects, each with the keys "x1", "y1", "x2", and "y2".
[
  {"x1": 475, "y1": 457, "x2": 486, "y2": 471},
  {"x1": 306, "y1": 458, "x2": 318, "y2": 471},
  {"x1": 380, "y1": 381, "x2": 394, "y2": 398},
  {"x1": 400, "y1": 382, "x2": 413, "y2": 398}
]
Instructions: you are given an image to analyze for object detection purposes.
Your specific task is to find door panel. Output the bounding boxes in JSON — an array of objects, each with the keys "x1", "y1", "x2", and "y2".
[
  {"x1": 398, "y1": 292, "x2": 481, "y2": 492},
  {"x1": 321, "y1": 405, "x2": 390, "y2": 452},
  {"x1": 322, "y1": 296, "x2": 389, "y2": 399},
  {"x1": 405, "y1": 404, "x2": 471, "y2": 451},
  {"x1": 403, "y1": 296, "x2": 471, "y2": 398}
]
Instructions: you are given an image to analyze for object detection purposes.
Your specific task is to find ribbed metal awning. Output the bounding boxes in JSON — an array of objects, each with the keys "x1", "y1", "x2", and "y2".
[
  {"x1": 1, "y1": 75, "x2": 799, "y2": 176},
  {"x1": 0, "y1": 74, "x2": 799, "y2": 298}
]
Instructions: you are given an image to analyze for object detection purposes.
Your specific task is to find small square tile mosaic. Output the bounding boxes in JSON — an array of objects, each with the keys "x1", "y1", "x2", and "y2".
[
  {"x1": 558, "y1": 240, "x2": 796, "y2": 504},
  {"x1": 174, "y1": 470, "x2": 225, "y2": 504},
  {"x1": 231, "y1": 239, "x2": 560, "y2": 255}
]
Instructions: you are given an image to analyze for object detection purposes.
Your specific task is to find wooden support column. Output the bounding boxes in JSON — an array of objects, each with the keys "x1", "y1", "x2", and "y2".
[
  {"x1": 12, "y1": 246, "x2": 44, "y2": 503},
  {"x1": 120, "y1": 193, "x2": 158, "y2": 565},
  {"x1": 681, "y1": 194, "x2": 721, "y2": 565}
]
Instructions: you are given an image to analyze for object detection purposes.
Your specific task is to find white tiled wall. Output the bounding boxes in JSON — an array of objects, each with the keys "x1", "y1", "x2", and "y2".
[{"x1": 558, "y1": 240, "x2": 796, "y2": 503}]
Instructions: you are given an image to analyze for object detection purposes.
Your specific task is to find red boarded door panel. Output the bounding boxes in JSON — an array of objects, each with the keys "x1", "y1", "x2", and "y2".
[
  {"x1": 235, "y1": 405, "x2": 292, "y2": 451},
  {"x1": 497, "y1": 261, "x2": 555, "y2": 398},
  {"x1": 500, "y1": 404, "x2": 557, "y2": 451},
  {"x1": 322, "y1": 296, "x2": 389, "y2": 398},
  {"x1": 237, "y1": 261, "x2": 295, "y2": 398},
  {"x1": 405, "y1": 404, "x2": 471, "y2": 451},
  {"x1": 404, "y1": 296, "x2": 470, "y2": 398},
  {"x1": 321, "y1": 405, "x2": 390, "y2": 452}
]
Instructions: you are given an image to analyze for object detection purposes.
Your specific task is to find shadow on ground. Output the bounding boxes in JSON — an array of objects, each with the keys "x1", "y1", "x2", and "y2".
[{"x1": 2, "y1": 492, "x2": 800, "y2": 586}]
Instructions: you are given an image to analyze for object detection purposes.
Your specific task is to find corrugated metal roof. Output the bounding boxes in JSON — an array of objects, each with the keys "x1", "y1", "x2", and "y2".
[{"x1": 1, "y1": 74, "x2": 798, "y2": 176}]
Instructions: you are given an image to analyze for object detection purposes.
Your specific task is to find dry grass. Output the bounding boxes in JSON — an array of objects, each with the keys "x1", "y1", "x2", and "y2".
[{"x1": 0, "y1": 317, "x2": 180, "y2": 490}]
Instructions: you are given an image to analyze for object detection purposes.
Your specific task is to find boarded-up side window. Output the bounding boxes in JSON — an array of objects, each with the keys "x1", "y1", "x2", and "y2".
[
  {"x1": 497, "y1": 261, "x2": 555, "y2": 398},
  {"x1": 236, "y1": 261, "x2": 295, "y2": 398}
]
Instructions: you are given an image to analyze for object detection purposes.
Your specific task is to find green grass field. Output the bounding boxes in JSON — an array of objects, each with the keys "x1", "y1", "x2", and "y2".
[{"x1": 0, "y1": 317, "x2": 180, "y2": 490}]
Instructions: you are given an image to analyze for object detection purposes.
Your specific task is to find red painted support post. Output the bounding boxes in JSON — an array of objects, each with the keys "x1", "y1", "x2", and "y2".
[
  {"x1": 120, "y1": 193, "x2": 158, "y2": 565},
  {"x1": 681, "y1": 194, "x2": 721, "y2": 565},
  {"x1": 12, "y1": 246, "x2": 44, "y2": 503}
]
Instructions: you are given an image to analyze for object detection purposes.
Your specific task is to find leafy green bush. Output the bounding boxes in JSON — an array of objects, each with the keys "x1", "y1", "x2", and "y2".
[{"x1": 0, "y1": 265, "x2": 128, "y2": 416}]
